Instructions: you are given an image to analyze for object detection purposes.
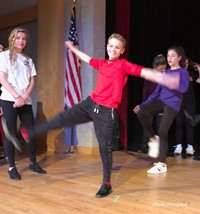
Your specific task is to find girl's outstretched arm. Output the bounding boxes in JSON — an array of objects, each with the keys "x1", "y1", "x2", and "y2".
[{"x1": 65, "y1": 41, "x2": 91, "y2": 63}]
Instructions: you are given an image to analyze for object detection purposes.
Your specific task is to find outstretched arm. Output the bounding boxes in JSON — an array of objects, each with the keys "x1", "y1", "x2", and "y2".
[
  {"x1": 140, "y1": 67, "x2": 180, "y2": 90},
  {"x1": 65, "y1": 41, "x2": 91, "y2": 63}
]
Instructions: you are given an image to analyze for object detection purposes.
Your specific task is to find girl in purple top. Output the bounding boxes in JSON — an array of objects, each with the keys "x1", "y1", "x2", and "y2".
[{"x1": 133, "y1": 46, "x2": 189, "y2": 174}]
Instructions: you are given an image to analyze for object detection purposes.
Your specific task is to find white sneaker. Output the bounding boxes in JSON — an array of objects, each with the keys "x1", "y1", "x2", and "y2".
[
  {"x1": 174, "y1": 144, "x2": 182, "y2": 155},
  {"x1": 185, "y1": 145, "x2": 195, "y2": 155},
  {"x1": 148, "y1": 135, "x2": 159, "y2": 158},
  {"x1": 147, "y1": 162, "x2": 167, "y2": 174}
]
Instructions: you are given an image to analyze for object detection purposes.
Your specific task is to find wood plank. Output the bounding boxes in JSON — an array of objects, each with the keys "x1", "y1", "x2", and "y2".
[{"x1": 0, "y1": 151, "x2": 199, "y2": 214}]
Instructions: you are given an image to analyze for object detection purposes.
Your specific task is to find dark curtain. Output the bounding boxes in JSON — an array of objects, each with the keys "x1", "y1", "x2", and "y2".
[
  {"x1": 115, "y1": 0, "x2": 130, "y2": 149},
  {"x1": 128, "y1": 0, "x2": 172, "y2": 151},
  {"x1": 128, "y1": 0, "x2": 200, "y2": 151},
  {"x1": 106, "y1": 0, "x2": 200, "y2": 151},
  {"x1": 106, "y1": 0, "x2": 130, "y2": 149}
]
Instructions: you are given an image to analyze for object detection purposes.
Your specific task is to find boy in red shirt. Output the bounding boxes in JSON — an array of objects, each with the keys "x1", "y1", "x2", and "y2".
[{"x1": 12, "y1": 33, "x2": 179, "y2": 198}]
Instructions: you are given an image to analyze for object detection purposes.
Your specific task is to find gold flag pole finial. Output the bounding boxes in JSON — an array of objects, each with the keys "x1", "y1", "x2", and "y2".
[{"x1": 71, "y1": 0, "x2": 77, "y2": 18}]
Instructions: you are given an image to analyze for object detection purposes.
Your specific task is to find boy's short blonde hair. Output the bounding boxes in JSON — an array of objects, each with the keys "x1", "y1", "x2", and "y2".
[{"x1": 108, "y1": 33, "x2": 126, "y2": 48}]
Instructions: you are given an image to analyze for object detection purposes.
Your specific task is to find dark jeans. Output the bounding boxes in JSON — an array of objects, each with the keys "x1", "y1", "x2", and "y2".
[
  {"x1": 30, "y1": 96, "x2": 117, "y2": 182},
  {"x1": 137, "y1": 100, "x2": 177, "y2": 163},
  {"x1": 1, "y1": 100, "x2": 36, "y2": 167}
]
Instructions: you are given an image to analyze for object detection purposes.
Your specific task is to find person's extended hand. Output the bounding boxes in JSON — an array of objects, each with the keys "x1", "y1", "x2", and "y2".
[
  {"x1": 194, "y1": 64, "x2": 200, "y2": 72},
  {"x1": 13, "y1": 96, "x2": 25, "y2": 108},
  {"x1": 65, "y1": 41, "x2": 73, "y2": 49},
  {"x1": 133, "y1": 105, "x2": 141, "y2": 114}
]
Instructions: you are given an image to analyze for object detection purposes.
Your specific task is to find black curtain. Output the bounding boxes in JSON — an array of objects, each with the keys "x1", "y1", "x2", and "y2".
[
  {"x1": 128, "y1": 0, "x2": 200, "y2": 151},
  {"x1": 106, "y1": 0, "x2": 131, "y2": 149},
  {"x1": 106, "y1": 0, "x2": 200, "y2": 151}
]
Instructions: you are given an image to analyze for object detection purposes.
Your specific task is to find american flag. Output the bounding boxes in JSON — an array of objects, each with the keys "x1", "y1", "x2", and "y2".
[{"x1": 64, "y1": 4, "x2": 82, "y2": 109}]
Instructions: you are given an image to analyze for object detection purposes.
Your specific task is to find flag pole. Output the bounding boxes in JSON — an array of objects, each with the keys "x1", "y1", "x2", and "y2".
[
  {"x1": 64, "y1": 0, "x2": 82, "y2": 154},
  {"x1": 71, "y1": 1, "x2": 76, "y2": 18}
]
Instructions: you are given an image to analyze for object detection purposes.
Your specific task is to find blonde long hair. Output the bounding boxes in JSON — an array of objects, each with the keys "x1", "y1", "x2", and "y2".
[{"x1": 8, "y1": 27, "x2": 29, "y2": 68}]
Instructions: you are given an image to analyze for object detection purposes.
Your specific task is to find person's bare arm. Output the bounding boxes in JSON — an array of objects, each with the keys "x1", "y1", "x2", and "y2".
[
  {"x1": 0, "y1": 71, "x2": 25, "y2": 107},
  {"x1": 22, "y1": 76, "x2": 35, "y2": 101},
  {"x1": 0, "y1": 71, "x2": 20, "y2": 98},
  {"x1": 140, "y1": 67, "x2": 180, "y2": 90},
  {"x1": 65, "y1": 41, "x2": 91, "y2": 63}
]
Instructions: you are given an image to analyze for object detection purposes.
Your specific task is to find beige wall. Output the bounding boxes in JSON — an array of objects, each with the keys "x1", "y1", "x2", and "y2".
[
  {"x1": 37, "y1": 0, "x2": 66, "y2": 151},
  {"x1": 0, "y1": 0, "x2": 106, "y2": 153},
  {"x1": 67, "y1": 0, "x2": 106, "y2": 150}
]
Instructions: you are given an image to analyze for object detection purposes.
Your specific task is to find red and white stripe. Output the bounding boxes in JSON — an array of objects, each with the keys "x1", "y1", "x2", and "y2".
[{"x1": 64, "y1": 47, "x2": 82, "y2": 109}]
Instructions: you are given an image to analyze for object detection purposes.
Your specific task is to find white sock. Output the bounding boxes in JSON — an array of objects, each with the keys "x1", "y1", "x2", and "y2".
[
  {"x1": 9, "y1": 166, "x2": 15, "y2": 171},
  {"x1": 158, "y1": 162, "x2": 166, "y2": 167}
]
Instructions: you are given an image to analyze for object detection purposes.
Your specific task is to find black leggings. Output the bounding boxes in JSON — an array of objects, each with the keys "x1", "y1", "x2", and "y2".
[
  {"x1": 137, "y1": 100, "x2": 177, "y2": 163},
  {"x1": 29, "y1": 96, "x2": 117, "y2": 182},
  {"x1": 176, "y1": 94, "x2": 195, "y2": 146},
  {"x1": 1, "y1": 100, "x2": 36, "y2": 167}
]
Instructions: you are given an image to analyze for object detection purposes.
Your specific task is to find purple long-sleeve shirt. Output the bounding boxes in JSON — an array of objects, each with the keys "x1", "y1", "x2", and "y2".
[{"x1": 140, "y1": 67, "x2": 189, "y2": 112}]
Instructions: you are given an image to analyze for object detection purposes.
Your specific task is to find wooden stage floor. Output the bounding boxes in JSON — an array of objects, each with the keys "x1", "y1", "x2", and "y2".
[{"x1": 0, "y1": 150, "x2": 199, "y2": 214}]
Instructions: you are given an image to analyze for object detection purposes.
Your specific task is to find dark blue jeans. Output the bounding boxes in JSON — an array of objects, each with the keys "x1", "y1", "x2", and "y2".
[{"x1": 30, "y1": 96, "x2": 117, "y2": 182}]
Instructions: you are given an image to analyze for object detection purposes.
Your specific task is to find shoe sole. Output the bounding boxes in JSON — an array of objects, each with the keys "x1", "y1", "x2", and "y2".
[
  {"x1": 148, "y1": 153, "x2": 159, "y2": 158},
  {"x1": 95, "y1": 190, "x2": 112, "y2": 198},
  {"x1": 1, "y1": 117, "x2": 22, "y2": 152},
  {"x1": 174, "y1": 152, "x2": 182, "y2": 155},
  {"x1": 147, "y1": 171, "x2": 167, "y2": 174},
  {"x1": 9, "y1": 176, "x2": 21, "y2": 180},
  {"x1": 186, "y1": 153, "x2": 194, "y2": 156}
]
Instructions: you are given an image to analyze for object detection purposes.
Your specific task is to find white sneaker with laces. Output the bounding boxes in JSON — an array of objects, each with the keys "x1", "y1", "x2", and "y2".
[
  {"x1": 185, "y1": 144, "x2": 195, "y2": 155},
  {"x1": 147, "y1": 162, "x2": 167, "y2": 174},
  {"x1": 174, "y1": 144, "x2": 182, "y2": 155},
  {"x1": 148, "y1": 135, "x2": 159, "y2": 158}
]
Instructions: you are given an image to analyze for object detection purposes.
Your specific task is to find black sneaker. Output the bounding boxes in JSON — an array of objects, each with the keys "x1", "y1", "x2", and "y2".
[
  {"x1": 95, "y1": 183, "x2": 112, "y2": 198},
  {"x1": 8, "y1": 167, "x2": 21, "y2": 180},
  {"x1": 29, "y1": 162, "x2": 47, "y2": 174}
]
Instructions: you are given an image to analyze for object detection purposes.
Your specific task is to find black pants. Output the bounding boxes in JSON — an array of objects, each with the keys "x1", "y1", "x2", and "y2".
[
  {"x1": 142, "y1": 114, "x2": 163, "y2": 149},
  {"x1": 1, "y1": 100, "x2": 36, "y2": 167},
  {"x1": 176, "y1": 96, "x2": 195, "y2": 146},
  {"x1": 137, "y1": 100, "x2": 177, "y2": 163},
  {"x1": 30, "y1": 96, "x2": 117, "y2": 182}
]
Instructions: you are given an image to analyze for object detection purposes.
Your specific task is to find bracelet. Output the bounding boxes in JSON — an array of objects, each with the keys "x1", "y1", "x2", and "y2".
[{"x1": 15, "y1": 95, "x2": 21, "y2": 99}]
